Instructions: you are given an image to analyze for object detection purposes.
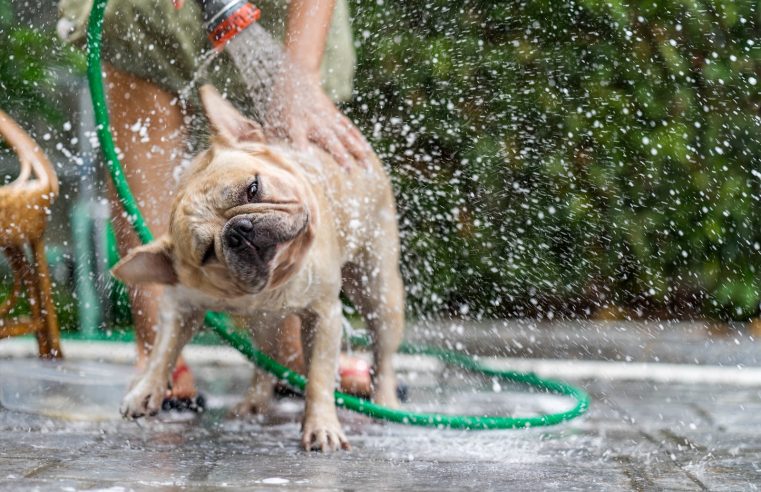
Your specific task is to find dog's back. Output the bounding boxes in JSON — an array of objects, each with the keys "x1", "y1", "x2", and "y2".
[{"x1": 282, "y1": 144, "x2": 400, "y2": 268}]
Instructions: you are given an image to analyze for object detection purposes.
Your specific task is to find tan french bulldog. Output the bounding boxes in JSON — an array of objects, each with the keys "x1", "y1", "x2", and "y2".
[{"x1": 113, "y1": 85, "x2": 405, "y2": 452}]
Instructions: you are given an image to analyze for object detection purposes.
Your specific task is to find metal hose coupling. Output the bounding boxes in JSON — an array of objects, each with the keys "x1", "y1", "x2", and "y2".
[{"x1": 197, "y1": 0, "x2": 261, "y2": 50}]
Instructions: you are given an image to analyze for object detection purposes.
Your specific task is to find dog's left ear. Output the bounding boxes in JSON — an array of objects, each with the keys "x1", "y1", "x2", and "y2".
[
  {"x1": 199, "y1": 84, "x2": 266, "y2": 146},
  {"x1": 111, "y1": 235, "x2": 178, "y2": 286}
]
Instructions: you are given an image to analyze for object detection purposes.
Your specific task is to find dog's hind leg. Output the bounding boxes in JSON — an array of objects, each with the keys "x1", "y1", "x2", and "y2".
[
  {"x1": 231, "y1": 369, "x2": 277, "y2": 417},
  {"x1": 230, "y1": 313, "x2": 284, "y2": 417},
  {"x1": 342, "y1": 250, "x2": 405, "y2": 408}
]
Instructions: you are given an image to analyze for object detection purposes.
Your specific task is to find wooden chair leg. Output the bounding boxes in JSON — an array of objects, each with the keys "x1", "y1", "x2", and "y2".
[
  {"x1": 32, "y1": 239, "x2": 61, "y2": 358},
  {"x1": 0, "y1": 247, "x2": 24, "y2": 317},
  {"x1": 13, "y1": 244, "x2": 48, "y2": 355}
]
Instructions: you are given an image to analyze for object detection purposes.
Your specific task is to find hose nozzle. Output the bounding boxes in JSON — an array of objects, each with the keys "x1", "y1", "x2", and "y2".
[{"x1": 197, "y1": 0, "x2": 261, "y2": 50}]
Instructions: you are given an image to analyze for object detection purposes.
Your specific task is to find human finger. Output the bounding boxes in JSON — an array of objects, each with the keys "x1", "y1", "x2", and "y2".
[
  {"x1": 336, "y1": 117, "x2": 373, "y2": 168},
  {"x1": 310, "y1": 125, "x2": 353, "y2": 171},
  {"x1": 288, "y1": 119, "x2": 310, "y2": 150}
]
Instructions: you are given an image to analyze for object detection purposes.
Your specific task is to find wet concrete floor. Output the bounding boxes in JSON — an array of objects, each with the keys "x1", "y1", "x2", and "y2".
[{"x1": 1, "y1": 321, "x2": 760, "y2": 490}]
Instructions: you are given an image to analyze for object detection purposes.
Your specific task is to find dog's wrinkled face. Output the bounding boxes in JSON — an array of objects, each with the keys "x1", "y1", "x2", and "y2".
[
  {"x1": 111, "y1": 85, "x2": 316, "y2": 298},
  {"x1": 171, "y1": 147, "x2": 315, "y2": 296}
]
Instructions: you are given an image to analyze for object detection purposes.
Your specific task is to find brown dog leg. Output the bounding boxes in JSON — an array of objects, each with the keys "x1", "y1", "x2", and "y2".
[{"x1": 342, "y1": 258, "x2": 404, "y2": 409}]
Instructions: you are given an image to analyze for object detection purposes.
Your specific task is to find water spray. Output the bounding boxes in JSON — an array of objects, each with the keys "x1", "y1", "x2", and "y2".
[
  {"x1": 196, "y1": 0, "x2": 295, "y2": 129},
  {"x1": 86, "y1": 0, "x2": 590, "y2": 429}
]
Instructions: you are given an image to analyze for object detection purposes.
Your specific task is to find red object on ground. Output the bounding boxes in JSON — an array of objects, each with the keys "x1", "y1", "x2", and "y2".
[{"x1": 339, "y1": 355, "x2": 372, "y2": 397}]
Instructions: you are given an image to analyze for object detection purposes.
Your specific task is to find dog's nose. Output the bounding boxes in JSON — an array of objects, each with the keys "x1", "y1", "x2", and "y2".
[
  {"x1": 235, "y1": 218, "x2": 254, "y2": 234},
  {"x1": 225, "y1": 218, "x2": 255, "y2": 249}
]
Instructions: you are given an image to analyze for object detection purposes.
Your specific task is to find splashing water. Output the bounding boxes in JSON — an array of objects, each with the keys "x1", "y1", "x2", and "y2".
[
  {"x1": 221, "y1": 23, "x2": 287, "y2": 124},
  {"x1": 176, "y1": 22, "x2": 288, "y2": 121},
  {"x1": 186, "y1": 22, "x2": 317, "y2": 144}
]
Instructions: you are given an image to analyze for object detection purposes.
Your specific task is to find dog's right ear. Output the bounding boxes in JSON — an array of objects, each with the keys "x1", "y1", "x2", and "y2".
[
  {"x1": 199, "y1": 84, "x2": 266, "y2": 146},
  {"x1": 111, "y1": 235, "x2": 178, "y2": 286}
]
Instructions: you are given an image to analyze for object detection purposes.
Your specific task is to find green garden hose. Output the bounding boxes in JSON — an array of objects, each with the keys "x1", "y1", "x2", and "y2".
[{"x1": 86, "y1": 0, "x2": 589, "y2": 429}]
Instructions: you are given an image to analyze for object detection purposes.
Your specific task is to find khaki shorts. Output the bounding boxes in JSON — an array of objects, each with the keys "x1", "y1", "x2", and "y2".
[{"x1": 58, "y1": 0, "x2": 356, "y2": 106}]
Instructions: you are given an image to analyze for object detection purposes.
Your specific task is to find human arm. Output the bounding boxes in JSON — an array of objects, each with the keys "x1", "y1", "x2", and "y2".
[
  {"x1": 279, "y1": 0, "x2": 374, "y2": 169},
  {"x1": 172, "y1": 0, "x2": 373, "y2": 168}
]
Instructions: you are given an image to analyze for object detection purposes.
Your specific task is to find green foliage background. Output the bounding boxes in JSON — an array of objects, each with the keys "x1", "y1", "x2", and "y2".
[
  {"x1": 347, "y1": 0, "x2": 761, "y2": 320},
  {"x1": 0, "y1": 0, "x2": 85, "y2": 124},
  {"x1": 4, "y1": 0, "x2": 761, "y2": 323}
]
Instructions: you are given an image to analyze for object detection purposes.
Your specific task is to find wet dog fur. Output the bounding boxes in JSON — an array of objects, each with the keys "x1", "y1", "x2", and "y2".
[{"x1": 112, "y1": 85, "x2": 405, "y2": 451}]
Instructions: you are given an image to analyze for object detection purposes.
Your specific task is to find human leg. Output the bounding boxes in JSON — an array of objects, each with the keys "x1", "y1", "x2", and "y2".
[{"x1": 104, "y1": 65, "x2": 197, "y2": 398}]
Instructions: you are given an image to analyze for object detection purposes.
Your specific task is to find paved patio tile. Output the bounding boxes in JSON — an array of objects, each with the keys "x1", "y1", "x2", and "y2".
[{"x1": 2, "y1": 321, "x2": 760, "y2": 490}]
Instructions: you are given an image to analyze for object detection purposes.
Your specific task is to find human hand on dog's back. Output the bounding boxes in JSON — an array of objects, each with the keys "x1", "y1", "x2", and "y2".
[
  {"x1": 265, "y1": 69, "x2": 374, "y2": 171},
  {"x1": 278, "y1": 0, "x2": 374, "y2": 170},
  {"x1": 172, "y1": 0, "x2": 374, "y2": 170}
]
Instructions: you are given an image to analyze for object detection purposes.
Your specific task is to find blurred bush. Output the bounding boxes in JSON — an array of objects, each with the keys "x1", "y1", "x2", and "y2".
[
  {"x1": 348, "y1": 0, "x2": 761, "y2": 320},
  {"x1": 0, "y1": 0, "x2": 85, "y2": 124}
]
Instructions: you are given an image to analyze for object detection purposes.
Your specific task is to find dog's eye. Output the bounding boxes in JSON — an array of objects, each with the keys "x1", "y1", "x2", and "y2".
[
  {"x1": 247, "y1": 176, "x2": 260, "y2": 202},
  {"x1": 201, "y1": 240, "x2": 216, "y2": 265}
]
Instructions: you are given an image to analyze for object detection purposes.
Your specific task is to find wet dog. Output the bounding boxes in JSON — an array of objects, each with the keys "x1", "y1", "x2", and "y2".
[{"x1": 113, "y1": 85, "x2": 404, "y2": 451}]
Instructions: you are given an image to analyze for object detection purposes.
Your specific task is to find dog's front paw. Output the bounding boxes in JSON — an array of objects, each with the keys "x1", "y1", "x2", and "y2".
[
  {"x1": 120, "y1": 377, "x2": 167, "y2": 419},
  {"x1": 301, "y1": 413, "x2": 350, "y2": 452}
]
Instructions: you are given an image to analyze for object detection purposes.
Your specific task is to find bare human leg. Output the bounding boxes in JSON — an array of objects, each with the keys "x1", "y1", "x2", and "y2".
[
  {"x1": 277, "y1": 314, "x2": 306, "y2": 374},
  {"x1": 104, "y1": 65, "x2": 197, "y2": 399}
]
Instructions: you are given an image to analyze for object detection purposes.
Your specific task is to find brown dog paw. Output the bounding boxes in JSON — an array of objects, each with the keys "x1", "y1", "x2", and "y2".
[{"x1": 301, "y1": 416, "x2": 350, "y2": 452}]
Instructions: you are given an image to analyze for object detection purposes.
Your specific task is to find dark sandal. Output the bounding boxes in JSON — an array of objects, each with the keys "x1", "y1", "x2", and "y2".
[
  {"x1": 161, "y1": 363, "x2": 206, "y2": 413},
  {"x1": 161, "y1": 394, "x2": 206, "y2": 413},
  {"x1": 272, "y1": 381, "x2": 409, "y2": 402}
]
